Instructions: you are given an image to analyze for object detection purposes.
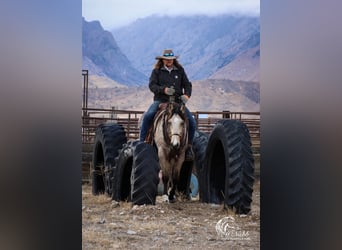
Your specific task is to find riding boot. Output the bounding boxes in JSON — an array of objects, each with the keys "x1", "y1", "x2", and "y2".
[{"x1": 185, "y1": 144, "x2": 194, "y2": 161}]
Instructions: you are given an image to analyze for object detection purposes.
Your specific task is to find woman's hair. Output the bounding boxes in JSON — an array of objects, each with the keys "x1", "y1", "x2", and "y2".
[{"x1": 154, "y1": 59, "x2": 183, "y2": 70}]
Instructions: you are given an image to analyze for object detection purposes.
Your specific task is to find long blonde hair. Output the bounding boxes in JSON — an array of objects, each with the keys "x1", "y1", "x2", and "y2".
[{"x1": 154, "y1": 59, "x2": 183, "y2": 70}]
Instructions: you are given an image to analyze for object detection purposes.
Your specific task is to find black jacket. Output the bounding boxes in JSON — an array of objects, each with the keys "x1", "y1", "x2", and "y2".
[{"x1": 149, "y1": 66, "x2": 192, "y2": 103}]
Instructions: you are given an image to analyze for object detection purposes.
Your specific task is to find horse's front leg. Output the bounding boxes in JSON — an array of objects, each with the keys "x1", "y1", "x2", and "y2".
[
  {"x1": 159, "y1": 153, "x2": 176, "y2": 203},
  {"x1": 162, "y1": 174, "x2": 168, "y2": 195},
  {"x1": 168, "y1": 188, "x2": 176, "y2": 203},
  {"x1": 162, "y1": 173, "x2": 176, "y2": 203}
]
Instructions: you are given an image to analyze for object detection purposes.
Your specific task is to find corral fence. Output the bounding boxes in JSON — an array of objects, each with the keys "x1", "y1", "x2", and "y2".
[
  {"x1": 81, "y1": 107, "x2": 260, "y2": 182},
  {"x1": 82, "y1": 108, "x2": 260, "y2": 148}
]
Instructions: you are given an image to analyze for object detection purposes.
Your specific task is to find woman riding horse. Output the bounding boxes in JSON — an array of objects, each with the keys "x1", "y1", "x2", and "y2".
[{"x1": 139, "y1": 49, "x2": 196, "y2": 161}]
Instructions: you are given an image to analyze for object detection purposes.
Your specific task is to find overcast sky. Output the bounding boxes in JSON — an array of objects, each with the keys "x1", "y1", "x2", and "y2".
[{"x1": 82, "y1": 0, "x2": 260, "y2": 30}]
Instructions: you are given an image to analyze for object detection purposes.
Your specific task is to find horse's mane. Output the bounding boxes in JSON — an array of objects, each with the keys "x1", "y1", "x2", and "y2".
[{"x1": 166, "y1": 102, "x2": 187, "y2": 121}]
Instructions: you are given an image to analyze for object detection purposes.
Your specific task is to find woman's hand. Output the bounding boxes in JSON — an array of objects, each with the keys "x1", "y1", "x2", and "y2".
[
  {"x1": 164, "y1": 87, "x2": 175, "y2": 95},
  {"x1": 180, "y1": 95, "x2": 189, "y2": 104}
]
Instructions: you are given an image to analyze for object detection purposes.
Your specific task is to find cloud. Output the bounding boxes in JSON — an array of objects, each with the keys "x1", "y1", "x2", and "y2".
[{"x1": 82, "y1": 0, "x2": 259, "y2": 29}]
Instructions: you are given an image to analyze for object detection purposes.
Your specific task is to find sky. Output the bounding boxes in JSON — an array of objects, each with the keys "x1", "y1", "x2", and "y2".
[{"x1": 82, "y1": 0, "x2": 260, "y2": 30}]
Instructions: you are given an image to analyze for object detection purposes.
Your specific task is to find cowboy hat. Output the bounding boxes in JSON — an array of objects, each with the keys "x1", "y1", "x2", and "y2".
[{"x1": 155, "y1": 49, "x2": 179, "y2": 60}]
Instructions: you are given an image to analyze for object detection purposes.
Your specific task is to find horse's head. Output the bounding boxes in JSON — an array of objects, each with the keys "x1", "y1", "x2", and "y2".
[{"x1": 166, "y1": 103, "x2": 187, "y2": 150}]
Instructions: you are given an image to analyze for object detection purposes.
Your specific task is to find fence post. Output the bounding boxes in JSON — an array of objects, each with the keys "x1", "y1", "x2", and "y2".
[
  {"x1": 82, "y1": 70, "x2": 89, "y2": 117},
  {"x1": 110, "y1": 106, "x2": 118, "y2": 123},
  {"x1": 222, "y1": 110, "x2": 230, "y2": 119},
  {"x1": 193, "y1": 112, "x2": 199, "y2": 129}
]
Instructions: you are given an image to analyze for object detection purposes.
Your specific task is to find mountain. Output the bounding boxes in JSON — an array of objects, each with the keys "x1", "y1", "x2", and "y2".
[
  {"x1": 82, "y1": 17, "x2": 148, "y2": 86},
  {"x1": 82, "y1": 15, "x2": 260, "y2": 111},
  {"x1": 209, "y1": 46, "x2": 259, "y2": 81},
  {"x1": 112, "y1": 15, "x2": 259, "y2": 82}
]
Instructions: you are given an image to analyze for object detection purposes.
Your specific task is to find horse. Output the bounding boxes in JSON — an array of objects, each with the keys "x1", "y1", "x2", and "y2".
[{"x1": 148, "y1": 101, "x2": 189, "y2": 202}]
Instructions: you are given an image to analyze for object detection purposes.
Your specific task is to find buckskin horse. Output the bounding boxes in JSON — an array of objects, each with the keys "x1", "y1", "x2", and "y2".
[{"x1": 146, "y1": 100, "x2": 189, "y2": 202}]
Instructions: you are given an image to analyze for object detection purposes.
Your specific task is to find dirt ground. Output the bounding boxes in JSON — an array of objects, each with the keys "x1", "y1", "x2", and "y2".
[{"x1": 82, "y1": 179, "x2": 260, "y2": 249}]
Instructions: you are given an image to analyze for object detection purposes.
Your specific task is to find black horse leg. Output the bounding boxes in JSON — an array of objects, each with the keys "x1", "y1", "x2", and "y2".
[
  {"x1": 163, "y1": 175, "x2": 176, "y2": 203},
  {"x1": 168, "y1": 177, "x2": 176, "y2": 203},
  {"x1": 162, "y1": 175, "x2": 168, "y2": 196},
  {"x1": 168, "y1": 186, "x2": 176, "y2": 203}
]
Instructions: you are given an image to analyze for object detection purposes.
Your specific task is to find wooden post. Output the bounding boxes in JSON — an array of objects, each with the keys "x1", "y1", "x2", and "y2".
[{"x1": 222, "y1": 110, "x2": 230, "y2": 119}]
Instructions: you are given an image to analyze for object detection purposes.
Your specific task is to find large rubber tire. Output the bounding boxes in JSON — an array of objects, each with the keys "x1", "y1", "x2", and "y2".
[
  {"x1": 92, "y1": 123, "x2": 127, "y2": 196},
  {"x1": 112, "y1": 141, "x2": 160, "y2": 205},
  {"x1": 204, "y1": 120, "x2": 255, "y2": 214},
  {"x1": 131, "y1": 142, "x2": 160, "y2": 205},
  {"x1": 111, "y1": 140, "x2": 139, "y2": 202},
  {"x1": 192, "y1": 130, "x2": 209, "y2": 201}
]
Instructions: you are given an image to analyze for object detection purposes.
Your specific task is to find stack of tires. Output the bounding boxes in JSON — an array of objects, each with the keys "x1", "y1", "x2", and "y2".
[
  {"x1": 111, "y1": 140, "x2": 160, "y2": 205},
  {"x1": 92, "y1": 123, "x2": 159, "y2": 205},
  {"x1": 91, "y1": 119, "x2": 255, "y2": 214}
]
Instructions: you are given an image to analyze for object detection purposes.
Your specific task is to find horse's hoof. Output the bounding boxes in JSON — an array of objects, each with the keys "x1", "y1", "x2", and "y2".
[
  {"x1": 161, "y1": 195, "x2": 169, "y2": 202},
  {"x1": 168, "y1": 197, "x2": 176, "y2": 203}
]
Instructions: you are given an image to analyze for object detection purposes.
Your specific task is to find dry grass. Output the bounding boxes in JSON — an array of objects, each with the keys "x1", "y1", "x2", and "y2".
[{"x1": 82, "y1": 180, "x2": 260, "y2": 249}]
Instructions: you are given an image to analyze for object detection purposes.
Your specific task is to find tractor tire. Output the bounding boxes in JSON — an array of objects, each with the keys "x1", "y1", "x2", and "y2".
[
  {"x1": 92, "y1": 123, "x2": 127, "y2": 196},
  {"x1": 112, "y1": 141, "x2": 160, "y2": 205},
  {"x1": 131, "y1": 142, "x2": 160, "y2": 205},
  {"x1": 111, "y1": 140, "x2": 139, "y2": 202},
  {"x1": 192, "y1": 130, "x2": 209, "y2": 201},
  {"x1": 204, "y1": 120, "x2": 255, "y2": 214}
]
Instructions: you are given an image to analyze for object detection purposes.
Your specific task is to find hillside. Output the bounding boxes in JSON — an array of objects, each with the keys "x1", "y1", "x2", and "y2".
[
  {"x1": 87, "y1": 75, "x2": 128, "y2": 89},
  {"x1": 209, "y1": 46, "x2": 260, "y2": 82},
  {"x1": 112, "y1": 15, "x2": 260, "y2": 82},
  {"x1": 86, "y1": 79, "x2": 259, "y2": 112}
]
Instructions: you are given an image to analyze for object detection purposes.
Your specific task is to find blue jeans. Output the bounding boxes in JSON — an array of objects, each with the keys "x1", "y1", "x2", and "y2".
[{"x1": 140, "y1": 101, "x2": 196, "y2": 144}]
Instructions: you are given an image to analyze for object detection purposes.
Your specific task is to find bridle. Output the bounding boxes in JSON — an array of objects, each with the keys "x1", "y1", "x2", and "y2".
[
  {"x1": 171, "y1": 133, "x2": 182, "y2": 137},
  {"x1": 151, "y1": 101, "x2": 188, "y2": 150},
  {"x1": 163, "y1": 103, "x2": 188, "y2": 149}
]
